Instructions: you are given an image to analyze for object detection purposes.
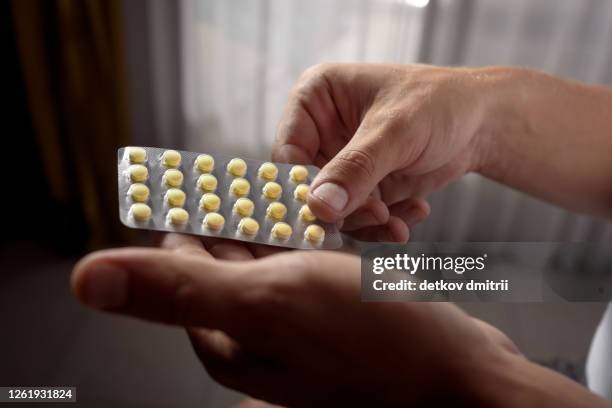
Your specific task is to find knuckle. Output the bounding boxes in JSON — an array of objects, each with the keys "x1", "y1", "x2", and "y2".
[
  {"x1": 170, "y1": 273, "x2": 199, "y2": 324},
  {"x1": 334, "y1": 147, "x2": 377, "y2": 179}
]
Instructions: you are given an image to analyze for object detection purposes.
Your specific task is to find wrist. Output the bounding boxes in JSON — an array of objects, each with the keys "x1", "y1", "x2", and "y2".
[{"x1": 467, "y1": 66, "x2": 535, "y2": 177}]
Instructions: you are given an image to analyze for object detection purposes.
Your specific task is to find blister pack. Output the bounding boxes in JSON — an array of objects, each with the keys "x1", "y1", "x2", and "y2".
[{"x1": 117, "y1": 146, "x2": 343, "y2": 249}]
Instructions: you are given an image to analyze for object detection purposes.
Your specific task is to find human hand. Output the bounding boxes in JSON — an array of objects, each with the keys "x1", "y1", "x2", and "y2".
[
  {"x1": 273, "y1": 63, "x2": 493, "y2": 241},
  {"x1": 72, "y1": 233, "x2": 527, "y2": 407}
]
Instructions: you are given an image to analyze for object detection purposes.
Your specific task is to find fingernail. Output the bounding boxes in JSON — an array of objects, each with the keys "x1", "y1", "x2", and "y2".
[
  {"x1": 81, "y1": 264, "x2": 128, "y2": 309},
  {"x1": 312, "y1": 182, "x2": 349, "y2": 212}
]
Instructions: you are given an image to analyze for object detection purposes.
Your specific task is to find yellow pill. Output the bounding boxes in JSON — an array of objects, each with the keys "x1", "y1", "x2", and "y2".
[
  {"x1": 200, "y1": 193, "x2": 221, "y2": 212},
  {"x1": 289, "y1": 165, "x2": 309, "y2": 183},
  {"x1": 262, "y1": 181, "x2": 282, "y2": 200},
  {"x1": 128, "y1": 183, "x2": 150, "y2": 202},
  {"x1": 167, "y1": 207, "x2": 189, "y2": 225},
  {"x1": 203, "y1": 212, "x2": 225, "y2": 231},
  {"x1": 271, "y1": 222, "x2": 292, "y2": 240},
  {"x1": 197, "y1": 174, "x2": 218, "y2": 192},
  {"x1": 230, "y1": 178, "x2": 250, "y2": 196},
  {"x1": 165, "y1": 188, "x2": 186, "y2": 208},
  {"x1": 195, "y1": 154, "x2": 215, "y2": 173},
  {"x1": 258, "y1": 162, "x2": 278, "y2": 181},
  {"x1": 161, "y1": 149, "x2": 181, "y2": 168},
  {"x1": 163, "y1": 169, "x2": 184, "y2": 188},
  {"x1": 130, "y1": 203, "x2": 151, "y2": 222},
  {"x1": 299, "y1": 204, "x2": 316, "y2": 222},
  {"x1": 294, "y1": 184, "x2": 309, "y2": 201},
  {"x1": 127, "y1": 147, "x2": 146, "y2": 164},
  {"x1": 238, "y1": 217, "x2": 259, "y2": 236},
  {"x1": 129, "y1": 164, "x2": 149, "y2": 183},
  {"x1": 227, "y1": 158, "x2": 247, "y2": 177},
  {"x1": 233, "y1": 198, "x2": 254, "y2": 217},
  {"x1": 266, "y1": 202, "x2": 287, "y2": 220},
  {"x1": 304, "y1": 224, "x2": 325, "y2": 243}
]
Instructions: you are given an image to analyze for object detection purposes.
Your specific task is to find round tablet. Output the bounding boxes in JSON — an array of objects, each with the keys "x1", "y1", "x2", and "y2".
[
  {"x1": 130, "y1": 203, "x2": 151, "y2": 222},
  {"x1": 227, "y1": 158, "x2": 247, "y2": 177},
  {"x1": 266, "y1": 202, "x2": 287, "y2": 221},
  {"x1": 304, "y1": 224, "x2": 325, "y2": 243},
  {"x1": 271, "y1": 222, "x2": 292, "y2": 240},
  {"x1": 299, "y1": 204, "x2": 316, "y2": 222},
  {"x1": 203, "y1": 212, "x2": 225, "y2": 231},
  {"x1": 289, "y1": 165, "x2": 309, "y2": 183},
  {"x1": 238, "y1": 217, "x2": 259, "y2": 236},
  {"x1": 167, "y1": 207, "x2": 189, "y2": 225},
  {"x1": 293, "y1": 184, "x2": 309, "y2": 201},
  {"x1": 128, "y1": 183, "x2": 150, "y2": 202},
  {"x1": 230, "y1": 177, "x2": 250, "y2": 196},
  {"x1": 262, "y1": 181, "x2": 282, "y2": 200},
  {"x1": 200, "y1": 193, "x2": 221, "y2": 212},
  {"x1": 165, "y1": 188, "x2": 186, "y2": 208},
  {"x1": 197, "y1": 174, "x2": 218, "y2": 192},
  {"x1": 128, "y1": 164, "x2": 148, "y2": 183},
  {"x1": 127, "y1": 147, "x2": 146, "y2": 164},
  {"x1": 258, "y1": 162, "x2": 278, "y2": 181},
  {"x1": 161, "y1": 150, "x2": 181, "y2": 168},
  {"x1": 195, "y1": 154, "x2": 215, "y2": 173},
  {"x1": 162, "y1": 169, "x2": 183, "y2": 188},
  {"x1": 233, "y1": 198, "x2": 255, "y2": 217}
]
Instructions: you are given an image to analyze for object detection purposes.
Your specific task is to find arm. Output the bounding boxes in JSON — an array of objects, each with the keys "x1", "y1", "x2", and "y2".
[{"x1": 478, "y1": 67, "x2": 612, "y2": 219}]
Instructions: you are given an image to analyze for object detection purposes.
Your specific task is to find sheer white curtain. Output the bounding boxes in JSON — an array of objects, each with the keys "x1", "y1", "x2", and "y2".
[{"x1": 179, "y1": 0, "x2": 612, "y2": 242}]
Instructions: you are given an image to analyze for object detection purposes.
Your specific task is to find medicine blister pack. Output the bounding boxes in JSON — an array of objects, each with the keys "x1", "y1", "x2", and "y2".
[{"x1": 117, "y1": 146, "x2": 343, "y2": 249}]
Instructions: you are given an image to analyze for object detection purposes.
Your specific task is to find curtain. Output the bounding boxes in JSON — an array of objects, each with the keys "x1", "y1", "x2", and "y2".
[
  {"x1": 179, "y1": 0, "x2": 612, "y2": 243},
  {"x1": 11, "y1": 0, "x2": 131, "y2": 249}
]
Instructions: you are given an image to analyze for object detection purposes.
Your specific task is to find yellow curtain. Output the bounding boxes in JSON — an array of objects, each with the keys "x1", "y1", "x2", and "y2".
[{"x1": 11, "y1": 0, "x2": 131, "y2": 248}]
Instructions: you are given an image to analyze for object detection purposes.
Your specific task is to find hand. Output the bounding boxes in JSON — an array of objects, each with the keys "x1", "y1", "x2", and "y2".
[
  {"x1": 72, "y1": 234, "x2": 528, "y2": 407},
  {"x1": 273, "y1": 63, "x2": 492, "y2": 241}
]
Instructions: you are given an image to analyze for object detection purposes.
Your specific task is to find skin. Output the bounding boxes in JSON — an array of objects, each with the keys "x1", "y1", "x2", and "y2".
[{"x1": 72, "y1": 64, "x2": 612, "y2": 406}]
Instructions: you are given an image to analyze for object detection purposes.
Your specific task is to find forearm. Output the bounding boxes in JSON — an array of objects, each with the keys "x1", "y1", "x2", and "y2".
[
  {"x1": 476, "y1": 67, "x2": 612, "y2": 219},
  {"x1": 464, "y1": 352, "x2": 611, "y2": 408}
]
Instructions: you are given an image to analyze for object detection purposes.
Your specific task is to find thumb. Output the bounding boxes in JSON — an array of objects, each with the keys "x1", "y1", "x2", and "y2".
[{"x1": 308, "y1": 118, "x2": 398, "y2": 222}]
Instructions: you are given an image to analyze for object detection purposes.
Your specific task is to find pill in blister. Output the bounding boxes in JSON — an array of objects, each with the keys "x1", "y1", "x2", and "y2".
[
  {"x1": 258, "y1": 162, "x2": 278, "y2": 181},
  {"x1": 200, "y1": 193, "x2": 221, "y2": 212},
  {"x1": 238, "y1": 217, "x2": 259, "y2": 235},
  {"x1": 294, "y1": 184, "x2": 309, "y2": 201},
  {"x1": 127, "y1": 147, "x2": 147, "y2": 164},
  {"x1": 230, "y1": 177, "x2": 250, "y2": 196},
  {"x1": 118, "y1": 147, "x2": 342, "y2": 250},
  {"x1": 129, "y1": 164, "x2": 148, "y2": 183},
  {"x1": 167, "y1": 207, "x2": 189, "y2": 225},
  {"x1": 266, "y1": 202, "x2": 287, "y2": 221},
  {"x1": 161, "y1": 150, "x2": 181, "y2": 168},
  {"x1": 203, "y1": 212, "x2": 225, "y2": 231},
  {"x1": 198, "y1": 174, "x2": 218, "y2": 192},
  {"x1": 165, "y1": 188, "x2": 186, "y2": 208},
  {"x1": 233, "y1": 198, "x2": 254, "y2": 217},
  {"x1": 262, "y1": 181, "x2": 282, "y2": 200},
  {"x1": 130, "y1": 203, "x2": 151, "y2": 221},
  {"x1": 304, "y1": 224, "x2": 325, "y2": 243},
  {"x1": 299, "y1": 204, "x2": 316, "y2": 222},
  {"x1": 163, "y1": 169, "x2": 183, "y2": 188},
  {"x1": 128, "y1": 183, "x2": 150, "y2": 202},
  {"x1": 289, "y1": 165, "x2": 308, "y2": 183},
  {"x1": 227, "y1": 158, "x2": 247, "y2": 177},
  {"x1": 195, "y1": 154, "x2": 215, "y2": 173},
  {"x1": 271, "y1": 222, "x2": 292, "y2": 240}
]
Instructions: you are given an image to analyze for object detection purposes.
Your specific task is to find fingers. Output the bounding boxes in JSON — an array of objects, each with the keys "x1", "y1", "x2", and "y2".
[
  {"x1": 161, "y1": 233, "x2": 210, "y2": 257},
  {"x1": 307, "y1": 113, "x2": 399, "y2": 223},
  {"x1": 340, "y1": 197, "x2": 389, "y2": 232},
  {"x1": 348, "y1": 216, "x2": 410, "y2": 243},
  {"x1": 71, "y1": 248, "x2": 244, "y2": 331},
  {"x1": 388, "y1": 198, "x2": 430, "y2": 227}
]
